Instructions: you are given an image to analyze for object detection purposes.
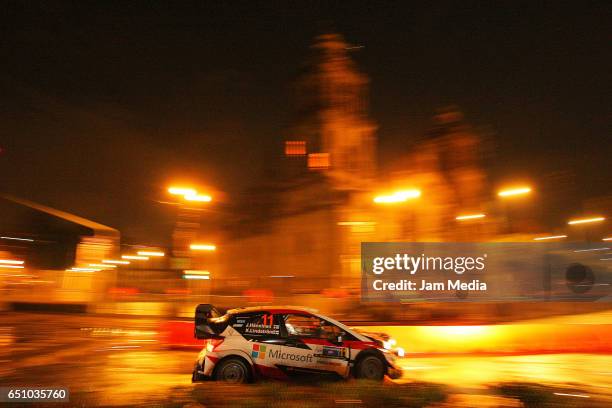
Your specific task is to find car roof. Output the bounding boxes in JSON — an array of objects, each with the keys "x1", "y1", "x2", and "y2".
[{"x1": 226, "y1": 305, "x2": 319, "y2": 315}]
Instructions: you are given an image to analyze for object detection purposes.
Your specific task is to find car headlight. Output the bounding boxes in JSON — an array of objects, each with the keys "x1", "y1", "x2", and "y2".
[{"x1": 382, "y1": 338, "x2": 397, "y2": 350}]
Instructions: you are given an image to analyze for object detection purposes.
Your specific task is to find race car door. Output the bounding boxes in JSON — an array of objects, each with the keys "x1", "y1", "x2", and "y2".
[
  {"x1": 278, "y1": 313, "x2": 350, "y2": 378},
  {"x1": 231, "y1": 312, "x2": 288, "y2": 380}
]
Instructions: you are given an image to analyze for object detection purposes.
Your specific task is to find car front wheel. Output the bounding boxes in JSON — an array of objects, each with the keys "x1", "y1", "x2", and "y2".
[
  {"x1": 355, "y1": 355, "x2": 385, "y2": 381},
  {"x1": 214, "y1": 357, "x2": 250, "y2": 383}
]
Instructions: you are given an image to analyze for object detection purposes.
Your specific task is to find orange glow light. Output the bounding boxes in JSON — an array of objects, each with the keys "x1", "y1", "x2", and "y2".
[
  {"x1": 168, "y1": 187, "x2": 197, "y2": 196},
  {"x1": 0, "y1": 259, "x2": 25, "y2": 265},
  {"x1": 533, "y1": 235, "x2": 567, "y2": 241},
  {"x1": 307, "y1": 153, "x2": 330, "y2": 169},
  {"x1": 498, "y1": 187, "x2": 532, "y2": 197},
  {"x1": 285, "y1": 141, "x2": 306, "y2": 156},
  {"x1": 374, "y1": 189, "x2": 421, "y2": 204},
  {"x1": 183, "y1": 193, "x2": 212, "y2": 202},
  {"x1": 102, "y1": 259, "x2": 130, "y2": 265},
  {"x1": 184, "y1": 270, "x2": 210, "y2": 275},
  {"x1": 137, "y1": 251, "x2": 165, "y2": 257},
  {"x1": 568, "y1": 217, "x2": 606, "y2": 225},
  {"x1": 190, "y1": 244, "x2": 216, "y2": 251},
  {"x1": 67, "y1": 267, "x2": 100, "y2": 272},
  {"x1": 456, "y1": 213, "x2": 486, "y2": 221},
  {"x1": 122, "y1": 255, "x2": 149, "y2": 260}
]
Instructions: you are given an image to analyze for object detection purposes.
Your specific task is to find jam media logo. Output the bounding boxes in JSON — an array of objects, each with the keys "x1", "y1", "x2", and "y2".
[{"x1": 251, "y1": 344, "x2": 266, "y2": 359}]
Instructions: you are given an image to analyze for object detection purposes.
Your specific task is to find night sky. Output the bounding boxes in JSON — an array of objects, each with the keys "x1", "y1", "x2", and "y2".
[{"x1": 1, "y1": 2, "x2": 610, "y2": 244}]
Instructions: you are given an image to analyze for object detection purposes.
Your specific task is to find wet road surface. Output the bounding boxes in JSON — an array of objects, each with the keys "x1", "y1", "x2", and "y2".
[{"x1": 1, "y1": 312, "x2": 611, "y2": 406}]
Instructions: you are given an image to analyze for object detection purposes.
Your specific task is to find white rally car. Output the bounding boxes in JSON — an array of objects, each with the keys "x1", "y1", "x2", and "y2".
[{"x1": 191, "y1": 304, "x2": 402, "y2": 383}]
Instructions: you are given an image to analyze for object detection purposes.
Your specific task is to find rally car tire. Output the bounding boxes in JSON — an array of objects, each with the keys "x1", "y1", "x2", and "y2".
[
  {"x1": 214, "y1": 357, "x2": 250, "y2": 383},
  {"x1": 355, "y1": 355, "x2": 385, "y2": 381}
]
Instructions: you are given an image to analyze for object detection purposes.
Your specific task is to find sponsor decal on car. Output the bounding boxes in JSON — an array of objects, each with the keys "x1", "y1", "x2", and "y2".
[
  {"x1": 251, "y1": 344, "x2": 267, "y2": 359},
  {"x1": 321, "y1": 346, "x2": 345, "y2": 358},
  {"x1": 268, "y1": 348, "x2": 314, "y2": 363},
  {"x1": 313, "y1": 345, "x2": 347, "y2": 359}
]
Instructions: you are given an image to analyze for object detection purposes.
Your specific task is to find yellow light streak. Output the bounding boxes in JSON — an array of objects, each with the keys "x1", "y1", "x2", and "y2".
[
  {"x1": 122, "y1": 255, "x2": 149, "y2": 260},
  {"x1": 190, "y1": 244, "x2": 216, "y2": 251},
  {"x1": 456, "y1": 213, "x2": 486, "y2": 221},
  {"x1": 498, "y1": 187, "x2": 532, "y2": 197},
  {"x1": 568, "y1": 217, "x2": 605, "y2": 225},
  {"x1": 0, "y1": 259, "x2": 24, "y2": 265},
  {"x1": 533, "y1": 235, "x2": 567, "y2": 241},
  {"x1": 137, "y1": 251, "x2": 165, "y2": 257}
]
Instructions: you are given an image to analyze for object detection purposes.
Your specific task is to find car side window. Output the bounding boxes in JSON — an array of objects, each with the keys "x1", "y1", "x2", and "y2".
[
  {"x1": 284, "y1": 314, "x2": 320, "y2": 337},
  {"x1": 319, "y1": 320, "x2": 343, "y2": 340},
  {"x1": 283, "y1": 314, "x2": 345, "y2": 341},
  {"x1": 231, "y1": 312, "x2": 281, "y2": 339}
]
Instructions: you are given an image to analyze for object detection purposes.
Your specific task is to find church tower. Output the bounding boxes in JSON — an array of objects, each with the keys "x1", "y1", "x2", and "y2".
[{"x1": 284, "y1": 33, "x2": 377, "y2": 190}]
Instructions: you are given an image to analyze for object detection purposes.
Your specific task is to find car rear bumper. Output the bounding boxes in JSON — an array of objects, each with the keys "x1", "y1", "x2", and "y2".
[{"x1": 192, "y1": 360, "x2": 211, "y2": 382}]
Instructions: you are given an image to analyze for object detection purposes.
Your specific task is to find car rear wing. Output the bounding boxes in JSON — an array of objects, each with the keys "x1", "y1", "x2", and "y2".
[{"x1": 194, "y1": 304, "x2": 227, "y2": 339}]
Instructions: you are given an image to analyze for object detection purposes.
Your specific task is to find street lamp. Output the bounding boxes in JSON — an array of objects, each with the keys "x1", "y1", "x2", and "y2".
[
  {"x1": 0, "y1": 259, "x2": 24, "y2": 265},
  {"x1": 190, "y1": 243, "x2": 216, "y2": 251},
  {"x1": 497, "y1": 185, "x2": 532, "y2": 234},
  {"x1": 533, "y1": 235, "x2": 567, "y2": 241},
  {"x1": 137, "y1": 250, "x2": 165, "y2": 257},
  {"x1": 373, "y1": 189, "x2": 421, "y2": 241},
  {"x1": 184, "y1": 193, "x2": 212, "y2": 202},
  {"x1": 168, "y1": 186, "x2": 212, "y2": 202},
  {"x1": 373, "y1": 189, "x2": 421, "y2": 204},
  {"x1": 456, "y1": 213, "x2": 486, "y2": 221},
  {"x1": 0, "y1": 264, "x2": 25, "y2": 269},
  {"x1": 102, "y1": 259, "x2": 130, "y2": 265},
  {"x1": 168, "y1": 187, "x2": 197, "y2": 196},
  {"x1": 183, "y1": 270, "x2": 210, "y2": 280},
  {"x1": 167, "y1": 185, "x2": 213, "y2": 258},
  {"x1": 121, "y1": 255, "x2": 149, "y2": 260},
  {"x1": 498, "y1": 186, "x2": 532, "y2": 197},
  {"x1": 567, "y1": 216, "x2": 606, "y2": 243},
  {"x1": 567, "y1": 217, "x2": 606, "y2": 225}
]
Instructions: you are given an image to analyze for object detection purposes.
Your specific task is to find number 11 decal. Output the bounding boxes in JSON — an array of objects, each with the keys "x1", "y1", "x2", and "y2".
[{"x1": 262, "y1": 314, "x2": 273, "y2": 326}]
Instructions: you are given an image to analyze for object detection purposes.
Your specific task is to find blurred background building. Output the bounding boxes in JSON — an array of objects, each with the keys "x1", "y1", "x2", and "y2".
[
  {"x1": 0, "y1": 195, "x2": 118, "y2": 304},
  {"x1": 211, "y1": 34, "x2": 498, "y2": 305},
  {"x1": 1, "y1": 32, "x2": 609, "y2": 322}
]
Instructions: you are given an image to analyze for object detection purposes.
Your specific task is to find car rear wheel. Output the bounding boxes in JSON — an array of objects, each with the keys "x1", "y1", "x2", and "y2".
[
  {"x1": 214, "y1": 358, "x2": 250, "y2": 383},
  {"x1": 356, "y1": 355, "x2": 385, "y2": 381}
]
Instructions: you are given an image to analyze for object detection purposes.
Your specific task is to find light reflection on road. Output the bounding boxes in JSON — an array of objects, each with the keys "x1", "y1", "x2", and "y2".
[{"x1": 398, "y1": 353, "x2": 612, "y2": 390}]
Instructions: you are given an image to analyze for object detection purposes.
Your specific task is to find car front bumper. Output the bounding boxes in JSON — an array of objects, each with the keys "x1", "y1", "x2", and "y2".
[{"x1": 387, "y1": 365, "x2": 402, "y2": 379}]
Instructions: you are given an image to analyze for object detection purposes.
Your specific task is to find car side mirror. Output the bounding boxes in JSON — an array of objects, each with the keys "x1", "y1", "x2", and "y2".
[{"x1": 335, "y1": 334, "x2": 344, "y2": 344}]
